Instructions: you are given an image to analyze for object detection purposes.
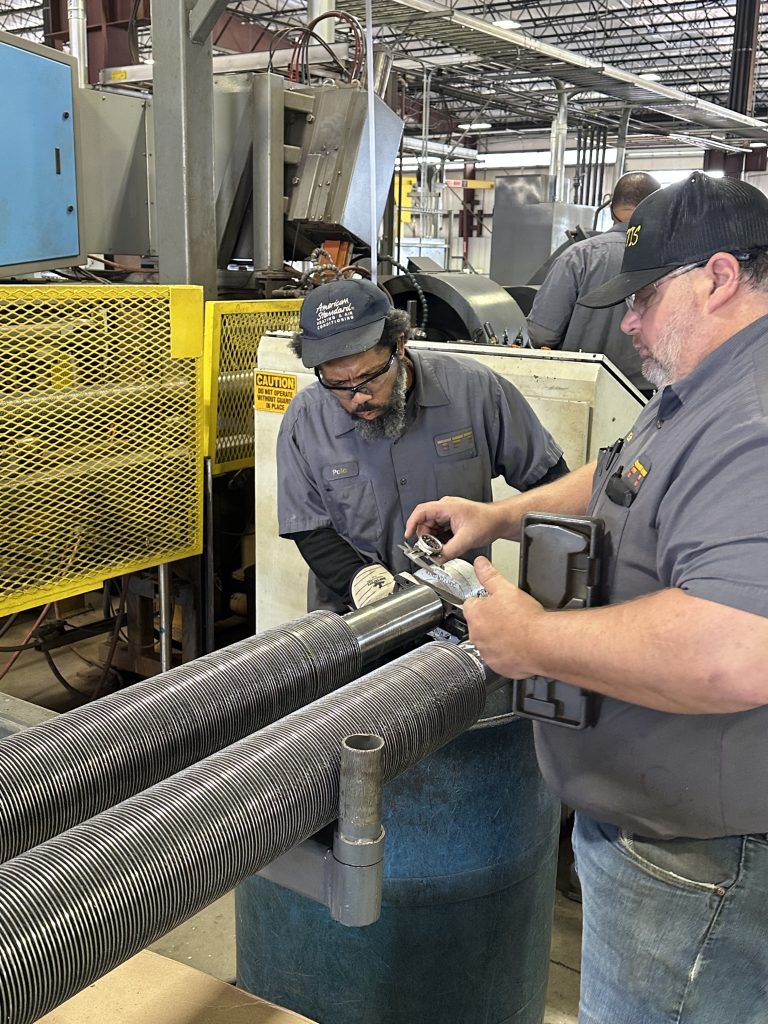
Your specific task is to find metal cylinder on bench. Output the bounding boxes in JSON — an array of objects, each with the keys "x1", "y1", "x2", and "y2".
[{"x1": 236, "y1": 711, "x2": 559, "y2": 1024}]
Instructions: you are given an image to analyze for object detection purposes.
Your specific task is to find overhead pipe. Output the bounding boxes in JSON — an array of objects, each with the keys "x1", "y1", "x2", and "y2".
[
  {"x1": 309, "y1": 0, "x2": 335, "y2": 44},
  {"x1": 596, "y1": 127, "x2": 608, "y2": 209},
  {"x1": 548, "y1": 82, "x2": 568, "y2": 202},
  {"x1": 67, "y1": 0, "x2": 88, "y2": 88},
  {"x1": 613, "y1": 106, "x2": 632, "y2": 188},
  {"x1": 728, "y1": 0, "x2": 760, "y2": 115}
]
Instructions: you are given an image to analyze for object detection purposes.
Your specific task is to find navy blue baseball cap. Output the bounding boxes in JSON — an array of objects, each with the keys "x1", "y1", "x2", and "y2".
[
  {"x1": 298, "y1": 279, "x2": 393, "y2": 368},
  {"x1": 580, "y1": 172, "x2": 768, "y2": 308}
]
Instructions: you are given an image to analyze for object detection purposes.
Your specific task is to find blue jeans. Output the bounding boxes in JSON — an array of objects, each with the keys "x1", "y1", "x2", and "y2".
[{"x1": 572, "y1": 812, "x2": 768, "y2": 1024}]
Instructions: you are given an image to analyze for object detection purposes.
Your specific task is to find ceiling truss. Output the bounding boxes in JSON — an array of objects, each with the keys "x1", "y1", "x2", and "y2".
[{"x1": 2, "y1": 0, "x2": 767, "y2": 148}]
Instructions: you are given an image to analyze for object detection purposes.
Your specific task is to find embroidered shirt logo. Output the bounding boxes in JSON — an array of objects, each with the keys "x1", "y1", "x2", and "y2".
[{"x1": 434, "y1": 428, "x2": 476, "y2": 457}]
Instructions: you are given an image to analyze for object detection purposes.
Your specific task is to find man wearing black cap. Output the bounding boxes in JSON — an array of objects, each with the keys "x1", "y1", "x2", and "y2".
[
  {"x1": 406, "y1": 172, "x2": 768, "y2": 1023},
  {"x1": 527, "y1": 171, "x2": 660, "y2": 391},
  {"x1": 276, "y1": 278, "x2": 567, "y2": 612}
]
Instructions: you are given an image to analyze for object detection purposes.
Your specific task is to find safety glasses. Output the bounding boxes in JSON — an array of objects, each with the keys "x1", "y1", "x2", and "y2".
[{"x1": 315, "y1": 350, "x2": 396, "y2": 396}]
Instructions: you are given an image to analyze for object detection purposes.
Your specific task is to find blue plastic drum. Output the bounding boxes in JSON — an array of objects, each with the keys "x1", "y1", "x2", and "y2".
[{"x1": 236, "y1": 713, "x2": 559, "y2": 1024}]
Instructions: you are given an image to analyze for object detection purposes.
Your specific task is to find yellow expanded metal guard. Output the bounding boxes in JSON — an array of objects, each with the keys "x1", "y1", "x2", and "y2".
[
  {"x1": 0, "y1": 285, "x2": 204, "y2": 616},
  {"x1": 204, "y1": 300, "x2": 301, "y2": 474}
]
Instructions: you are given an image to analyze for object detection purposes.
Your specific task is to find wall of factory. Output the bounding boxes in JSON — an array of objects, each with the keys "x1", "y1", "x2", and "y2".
[{"x1": 395, "y1": 144, "x2": 768, "y2": 278}]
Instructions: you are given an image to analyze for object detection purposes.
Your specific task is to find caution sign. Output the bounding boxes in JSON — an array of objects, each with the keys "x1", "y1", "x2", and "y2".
[{"x1": 255, "y1": 371, "x2": 297, "y2": 413}]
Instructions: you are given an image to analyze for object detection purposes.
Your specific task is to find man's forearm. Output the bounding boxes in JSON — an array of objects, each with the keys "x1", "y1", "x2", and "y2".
[
  {"x1": 493, "y1": 461, "x2": 595, "y2": 542},
  {"x1": 466, "y1": 570, "x2": 768, "y2": 714},
  {"x1": 530, "y1": 590, "x2": 768, "y2": 713},
  {"x1": 290, "y1": 527, "x2": 367, "y2": 604},
  {"x1": 404, "y1": 461, "x2": 596, "y2": 560},
  {"x1": 526, "y1": 321, "x2": 563, "y2": 348}
]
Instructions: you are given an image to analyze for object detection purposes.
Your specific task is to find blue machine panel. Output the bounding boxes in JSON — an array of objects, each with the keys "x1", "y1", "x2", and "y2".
[{"x1": 0, "y1": 39, "x2": 80, "y2": 270}]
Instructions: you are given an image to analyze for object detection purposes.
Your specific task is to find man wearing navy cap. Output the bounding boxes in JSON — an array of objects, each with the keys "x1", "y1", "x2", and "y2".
[
  {"x1": 276, "y1": 278, "x2": 568, "y2": 612},
  {"x1": 407, "y1": 172, "x2": 768, "y2": 1023}
]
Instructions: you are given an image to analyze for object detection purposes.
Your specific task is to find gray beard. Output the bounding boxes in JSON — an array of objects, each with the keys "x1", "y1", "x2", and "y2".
[
  {"x1": 640, "y1": 301, "x2": 695, "y2": 389},
  {"x1": 352, "y1": 358, "x2": 409, "y2": 441},
  {"x1": 641, "y1": 357, "x2": 673, "y2": 390}
]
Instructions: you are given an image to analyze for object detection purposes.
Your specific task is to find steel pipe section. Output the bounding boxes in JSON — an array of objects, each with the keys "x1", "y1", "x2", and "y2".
[
  {"x1": 0, "y1": 642, "x2": 486, "y2": 1024},
  {"x1": 0, "y1": 611, "x2": 362, "y2": 863},
  {"x1": 344, "y1": 583, "x2": 444, "y2": 662}
]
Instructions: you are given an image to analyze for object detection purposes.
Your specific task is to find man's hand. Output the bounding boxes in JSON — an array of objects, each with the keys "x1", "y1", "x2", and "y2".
[
  {"x1": 463, "y1": 557, "x2": 546, "y2": 678},
  {"x1": 404, "y1": 497, "x2": 501, "y2": 561}
]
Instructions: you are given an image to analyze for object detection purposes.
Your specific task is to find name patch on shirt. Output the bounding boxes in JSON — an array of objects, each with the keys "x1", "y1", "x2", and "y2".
[
  {"x1": 322, "y1": 461, "x2": 359, "y2": 482},
  {"x1": 434, "y1": 427, "x2": 476, "y2": 457}
]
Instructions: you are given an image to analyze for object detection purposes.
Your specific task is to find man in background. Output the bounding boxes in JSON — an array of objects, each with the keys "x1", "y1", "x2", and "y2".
[{"x1": 527, "y1": 171, "x2": 660, "y2": 392}]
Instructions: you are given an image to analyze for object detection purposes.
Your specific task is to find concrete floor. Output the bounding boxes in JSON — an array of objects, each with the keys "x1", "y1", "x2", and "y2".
[
  {"x1": 149, "y1": 889, "x2": 582, "y2": 1022},
  {"x1": 0, "y1": 602, "x2": 582, "y2": 1023}
]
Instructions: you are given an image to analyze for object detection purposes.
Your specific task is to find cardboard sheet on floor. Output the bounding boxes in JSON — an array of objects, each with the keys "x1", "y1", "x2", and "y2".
[{"x1": 38, "y1": 949, "x2": 317, "y2": 1024}]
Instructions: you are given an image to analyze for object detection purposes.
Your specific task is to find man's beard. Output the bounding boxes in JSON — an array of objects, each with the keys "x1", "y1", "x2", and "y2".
[
  {"x1": 640, "y1": 304, "x2": 694, "y2": 389},
  {"x1": 351, "y1": 357, "x2": 409, "y2": 441}
]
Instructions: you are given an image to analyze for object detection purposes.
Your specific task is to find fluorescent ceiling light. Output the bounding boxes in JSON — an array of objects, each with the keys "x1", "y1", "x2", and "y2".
[
  {"x1": 458, "y1": 121, "x2": 492, "y2": 130},
  {"x1": 749, "y1": 141, "x2": 768, "y2": 148},
  {"x1": 639, "y1": 72, "x2": 662, "y2": 82},
  {"x1": 394, "y1": 54, "x2": 480, "y2": 69},
  {"x1": 493, "y1": 18, "x2": 522, "y2": 29}
]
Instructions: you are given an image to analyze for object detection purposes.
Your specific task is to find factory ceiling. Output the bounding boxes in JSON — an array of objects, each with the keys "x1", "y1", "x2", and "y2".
[{"x1": 2, "y1": 0, "x2": 768, "y2": 149}]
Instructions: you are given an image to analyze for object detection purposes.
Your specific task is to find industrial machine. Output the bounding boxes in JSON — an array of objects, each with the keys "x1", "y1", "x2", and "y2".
[
  {"x1": 386, "y1": 265, "x2": 529, "y2": 344},
  {"x1": 0, "y1": 573, "x2": 557, "y2": 1024},
  {"x1": 0, "y1": 12, "x2": 644, "y2": 1023},
  {"x1": 488, "y1": 173, "x2": 600, "y2": 290},
  {"x1": 0, "y1": 22, "x2": 406, "y2": 666}
]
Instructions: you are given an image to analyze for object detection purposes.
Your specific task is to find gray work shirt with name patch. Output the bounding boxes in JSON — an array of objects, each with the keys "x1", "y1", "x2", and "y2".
[
  {"x1": 534, "y1": 316, "x2": 768, "y2": 839},
  {"x1": 277, "y1": 347, "x2": 563, "y2": 587},
  {"x1": 527, "y1": 224, "x2": 649, "y2": 389}
]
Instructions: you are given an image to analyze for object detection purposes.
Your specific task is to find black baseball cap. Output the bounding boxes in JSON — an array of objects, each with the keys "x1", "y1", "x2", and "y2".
[
  {"x1": 298, "y1": 280, "x2": 392, "y2": 368},
  {"x1": 580, "y1": 172, "x2": 768, "y2": 308}
]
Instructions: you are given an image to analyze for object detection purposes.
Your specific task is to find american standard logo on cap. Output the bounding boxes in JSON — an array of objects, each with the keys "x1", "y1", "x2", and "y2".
[{"x1": 316, "y1": 297, "x2": 356, "y2": 333}]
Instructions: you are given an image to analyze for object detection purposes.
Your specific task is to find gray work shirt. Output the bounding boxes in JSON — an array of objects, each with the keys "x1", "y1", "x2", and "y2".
[
  {"x1": 535, "y1": 316, "x2": 768, "y2": 840},
  {"x1": 278, "y1": 347, "x2": 563, "y2": 589},
  {"x1": 527, "y1": 224, "x2": 648, "y2": 389}
]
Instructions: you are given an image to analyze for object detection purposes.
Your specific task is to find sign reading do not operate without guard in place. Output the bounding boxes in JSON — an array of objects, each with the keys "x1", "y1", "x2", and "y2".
[{"x1": 255, "y1": 371, "x2": 297, "y2": 413}]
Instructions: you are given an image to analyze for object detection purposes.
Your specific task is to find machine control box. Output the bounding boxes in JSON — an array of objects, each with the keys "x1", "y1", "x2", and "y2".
[{"x1": 0, "y1": 31, "x2": 85, "y2": 276}]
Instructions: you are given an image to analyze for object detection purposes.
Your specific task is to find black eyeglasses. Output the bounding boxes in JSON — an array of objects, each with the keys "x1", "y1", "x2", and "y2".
[{"x1": 315, "y1": 350, "x2": 396, "y2": 396}]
